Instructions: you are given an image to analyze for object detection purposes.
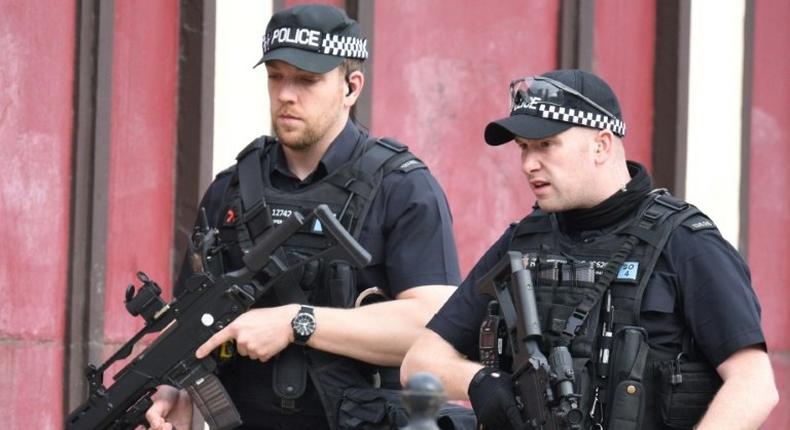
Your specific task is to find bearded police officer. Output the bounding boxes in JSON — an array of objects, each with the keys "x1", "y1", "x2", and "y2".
[
  {"x1": 146, "y1": 4, "x2": 467, "y2": 430},
  {"x1": 402, "y1": 69, "x2": 778, "y2": 430}
]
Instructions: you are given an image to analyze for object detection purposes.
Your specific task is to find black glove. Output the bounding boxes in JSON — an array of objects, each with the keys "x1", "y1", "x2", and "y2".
[{"x1": 468, "y1": 367, "x2": 528, "y2": 430}]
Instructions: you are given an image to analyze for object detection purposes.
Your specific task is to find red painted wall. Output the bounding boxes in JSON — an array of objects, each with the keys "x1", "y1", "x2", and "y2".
[
  {"x1": 0, "y1": 1, "x2": 75, "y2": 428},
  {"x1": 102, "y1": 0, "x2": 179, "y2": 376},
  {"x1": 748, "y1": 0, "x2": 790, "y2": 427},
  {"x1": 593, "y1": 0, "x2": 656, "y2": 172},
  {"x1": 0, "y1": 1, "x2": 784, "y2": 428},
  {"x1": 370, "y1": 0, "x2": 559, "y2": 274}
]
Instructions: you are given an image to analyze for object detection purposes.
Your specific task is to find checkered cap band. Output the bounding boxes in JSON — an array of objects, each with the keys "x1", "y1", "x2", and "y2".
[
  {"x1": 321, "y1": 34, "x2": 368, "y2": 59},
  {"x1": 536, "y1": 103, "x2": 627, "y2": 137},
  {"x1": 263, "y1": 27, "x2": 367, "y2": 60}
]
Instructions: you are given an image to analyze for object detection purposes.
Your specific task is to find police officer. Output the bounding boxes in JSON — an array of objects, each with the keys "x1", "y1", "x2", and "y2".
[
  {"x1": 402, "y1": 69, "x2": 778, "y2": 429},
  {"x1": 146, "y1": 4, "x2": 464, "y2": 430}
]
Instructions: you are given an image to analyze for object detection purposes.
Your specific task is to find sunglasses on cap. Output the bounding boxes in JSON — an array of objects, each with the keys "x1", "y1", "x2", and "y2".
[
  {"x1": 508, "y1": 76, "x2": 626, "y2": 137},
  {"x1": 510, "y1": 76, "x2": 620, "y2": 119}
]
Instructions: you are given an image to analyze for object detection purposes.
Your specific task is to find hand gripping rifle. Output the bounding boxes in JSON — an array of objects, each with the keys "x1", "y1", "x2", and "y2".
[
  {"x1": 476, "y1": 251, "x2": 584, "y2": 430},
  {"x1": 65, "y1": 204, "x2": 371, "y2": 430}
]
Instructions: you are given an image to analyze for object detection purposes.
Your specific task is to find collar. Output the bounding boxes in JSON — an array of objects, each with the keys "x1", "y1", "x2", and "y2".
[
  {"x1": 557, "y1": 161, "x2": 653, "y2": 233},
  {"x1": 271, "y1": 120, "x2": 363, "y2": 182},
  {"x1": 320, "y1": 119, "x2": 363, "y2": 173}
]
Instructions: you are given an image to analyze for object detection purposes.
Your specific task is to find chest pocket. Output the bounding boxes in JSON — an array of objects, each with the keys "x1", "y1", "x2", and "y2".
[
  {"x1": 638, "y1": 269, "x2": 686, "y2": 353},
  {"x1": 640, "y1": 270, "x2": 676, "y2": 315}
]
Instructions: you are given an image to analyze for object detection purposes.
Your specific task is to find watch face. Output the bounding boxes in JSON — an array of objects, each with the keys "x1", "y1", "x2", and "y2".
[{"x1": 292, "y1": 312, "x2": 316, "y2": 337}]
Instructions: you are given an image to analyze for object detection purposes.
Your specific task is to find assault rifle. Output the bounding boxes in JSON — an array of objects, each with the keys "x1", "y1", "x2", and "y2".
[
  {"x1": 476, "y1": 251, "x2": 584, "y2": 430},
  {"x1": 66, "y1": 204, "x2": 371, "y2": 430}
]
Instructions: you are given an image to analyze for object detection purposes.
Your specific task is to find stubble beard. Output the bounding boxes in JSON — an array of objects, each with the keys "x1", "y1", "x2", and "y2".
[
  {"x1": 274, "y1": 122, "x2": 322, "y2": 152},
  {"x1": 273, "y1": 106, "x2": 341, "y2": 152}
]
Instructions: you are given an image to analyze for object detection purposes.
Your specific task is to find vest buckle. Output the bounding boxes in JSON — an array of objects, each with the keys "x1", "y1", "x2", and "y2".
[{"x1": 562, "y1": 309, "x2": 588, "y2": 338}]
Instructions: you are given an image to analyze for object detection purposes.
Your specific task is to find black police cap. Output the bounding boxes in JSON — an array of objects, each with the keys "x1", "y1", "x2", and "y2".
[{"x1": 253, "y1": 4, "x2": 368, "y2": 74}]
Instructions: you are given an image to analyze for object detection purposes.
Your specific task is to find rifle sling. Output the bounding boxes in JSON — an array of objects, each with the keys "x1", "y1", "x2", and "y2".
[{"x1": 559, "y1": 193, "x2": 685, "y2": 345}]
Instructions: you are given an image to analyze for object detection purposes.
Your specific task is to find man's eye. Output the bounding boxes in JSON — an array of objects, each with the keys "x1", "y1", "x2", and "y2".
[{"x1": 297, "y1": 76, "x2": 318, "y2": 85}]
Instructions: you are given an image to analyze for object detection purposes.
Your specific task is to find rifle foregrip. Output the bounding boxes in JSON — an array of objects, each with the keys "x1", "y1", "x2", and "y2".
[
  {"x1": 186, "y1": 373, "x2": 242, "y2": 430},
  {"x1": 314, "y1": 204, "x2": 371, "y2": 267}
]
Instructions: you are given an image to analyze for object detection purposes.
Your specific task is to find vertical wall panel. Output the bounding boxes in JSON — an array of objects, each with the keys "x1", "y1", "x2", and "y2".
[
  {"x1": 66, "y1": 0, "x2": 116, "y2": 408},
  {"x1": 103, "y1": 2, "x2": 180, "y2": 352},
  {"x1": 651, "y1": 0, "x2": 690, "y2": 196},
  {"x1": 749, "y1": 0, "x2": 790, "y2": 427},
  {"x1": 593, "y1": 0, "x2": 656, "y2": 171},
  {"x1": 369, "y1": 0, "x2": 559, "y2": 273},
  {"x1": 213, "y1": 0, "x2": 271, "y2": 175},
  {"x1": 0, "y1": 1, "x2": 75, "y2": 428},
  {"x1": 173, "y1": 0, "x2": 216, "y2": 290},
  {"x1": 686, "y1": 1, "x2": 746, "y2": 247}
]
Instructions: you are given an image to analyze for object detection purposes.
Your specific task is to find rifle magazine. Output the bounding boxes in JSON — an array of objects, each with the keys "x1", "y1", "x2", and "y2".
[{"x1": 186, "y1": 373, "x2": 242, "y2": 430}]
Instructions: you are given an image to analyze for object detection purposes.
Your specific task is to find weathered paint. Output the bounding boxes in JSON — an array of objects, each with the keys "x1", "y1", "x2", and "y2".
[
  {"x1": 593, "y1": 0, "x2": 656, "y2": 171},
  {"x1": 103, "y1": 1, "x2": 179, "y2": 352},
  {"x1": 0, "y1": 1, "x2": 75, "y2": 428},
  {"x1": 749, "y1": 0, "x2": 790, "y2": 427},
  {"x1": 370, "y1": 0, "x2": 559, "y2": 274}
]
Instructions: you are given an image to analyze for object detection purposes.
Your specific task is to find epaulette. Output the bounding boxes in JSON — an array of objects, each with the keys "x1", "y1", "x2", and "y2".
[
  {"x1": 681, "y1": 213, "x2": 717, "y2": 232},
  {"x1": 373, "y1": 137, "x2": 427, "y2": 174}
]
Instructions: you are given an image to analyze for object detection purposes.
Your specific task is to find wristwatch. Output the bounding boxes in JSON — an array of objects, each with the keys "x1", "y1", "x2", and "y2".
[{"x1": 291, "y1": 305, "x2": 316, "y2": 346}]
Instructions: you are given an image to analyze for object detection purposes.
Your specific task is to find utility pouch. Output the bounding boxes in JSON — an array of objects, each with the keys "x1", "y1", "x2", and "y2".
[
  {"x1": 272, "y1": 345, "x2": 307, "y2": 411},
  {"x1": 606, "y1": 326, "x2": 649, "y2": 430},
  {"x1": 327, "y1": 261, "x2": 356, "y2": 308},
  {"x1": 338, "y1": 388, "x2": 408, "y2": 430},
  {"x1": 656, "y1": 356, "x2": 722, "y2": 429},
  {"x1": 337, "y1": 388, "x2": 476, "y2": 430}
]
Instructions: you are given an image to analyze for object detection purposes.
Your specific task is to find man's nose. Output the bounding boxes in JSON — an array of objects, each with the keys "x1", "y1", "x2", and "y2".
[
  {"x1": 521, "y1": 152, "x2": 540, "y2": 174},
  {"x1": 275, "y1": 80, "x2": 298, "y2": 103}
]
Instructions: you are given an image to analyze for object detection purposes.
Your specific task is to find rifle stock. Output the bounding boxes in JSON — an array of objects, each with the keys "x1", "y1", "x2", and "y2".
[{"x1": 66, "y1": 204, "x2": 370, "y2": 430}]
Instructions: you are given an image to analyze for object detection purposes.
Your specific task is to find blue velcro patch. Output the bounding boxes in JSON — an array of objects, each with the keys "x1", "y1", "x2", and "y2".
[
  {"x1": 312, "y1": 219, "x2": 323, "y2": 233},
  {"x1": 618, "y1": 262, "x2": 639, "y2": 280}
]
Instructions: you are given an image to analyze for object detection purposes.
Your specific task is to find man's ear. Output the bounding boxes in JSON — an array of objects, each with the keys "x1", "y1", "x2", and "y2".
[
  {"x1": 346, "y1": 71, "x2": 364, "y2": 96},
  {"x1": 343, "y1": 70, "x2": 364, "y2": 107},
  {"x1": 594, "y1": 129, "x2": 614, "y2": 163}
]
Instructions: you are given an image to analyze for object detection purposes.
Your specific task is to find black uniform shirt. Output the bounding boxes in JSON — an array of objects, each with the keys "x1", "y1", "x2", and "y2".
[
  {"x1": 428, "y1": 206, "x2": 765, "y2": 369},
  {"x1": 183, "y1": 120, "x2": 461, "y2": 296},
  {"x1": 180, "y1": 120, "x2": 461, "y2": 427}
]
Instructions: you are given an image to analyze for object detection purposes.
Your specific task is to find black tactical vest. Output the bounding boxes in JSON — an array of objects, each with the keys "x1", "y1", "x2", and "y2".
[
  {"x1": 215, "y1": 134, "x2": 426, "y2": 429},
  {"x1": 501, "y1": 191, "x2": 722, "y2": 430}
]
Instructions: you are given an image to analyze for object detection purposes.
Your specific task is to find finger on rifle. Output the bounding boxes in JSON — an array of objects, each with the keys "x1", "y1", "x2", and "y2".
[
  {"x1": 145, "y1": 401, "x2": 168, "y2": 429},
  {"x1": 196, "y1": 325, "x2": 233, "y2": 359},
  {"x1": 146, "y1": 386, "x2": 181, "y2": 429}
]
